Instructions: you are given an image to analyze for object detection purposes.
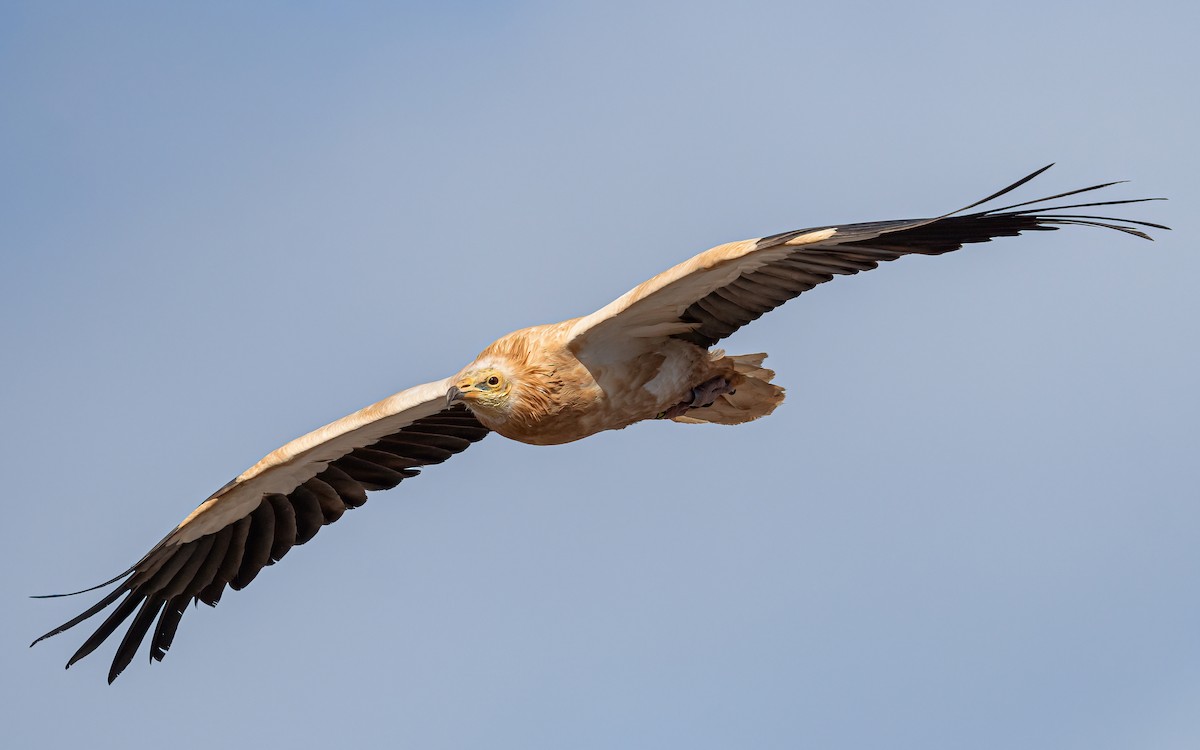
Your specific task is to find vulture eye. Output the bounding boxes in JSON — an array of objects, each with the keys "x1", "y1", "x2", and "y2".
[{"x1": 487, "y1": 376, "x2": 500, "y2": 386}]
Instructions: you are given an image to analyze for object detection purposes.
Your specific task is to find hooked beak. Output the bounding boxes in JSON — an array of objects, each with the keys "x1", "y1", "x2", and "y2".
[{"x1": 446, "y1": 383, "x2": 470, "y2": 407}]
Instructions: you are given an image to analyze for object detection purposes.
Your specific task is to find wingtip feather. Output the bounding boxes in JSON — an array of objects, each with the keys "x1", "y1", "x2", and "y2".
[{"x1": 29, "y1": 567, "x2": 135, "y2": 599}]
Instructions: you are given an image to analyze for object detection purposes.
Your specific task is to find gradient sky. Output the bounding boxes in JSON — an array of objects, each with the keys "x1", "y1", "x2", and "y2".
[{"x1": 4, "y1": 2, "x2": 1198, "y2": 748}]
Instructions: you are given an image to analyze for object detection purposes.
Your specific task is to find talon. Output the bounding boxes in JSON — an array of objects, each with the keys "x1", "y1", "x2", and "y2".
[
  {"x1": 689, "y1": 377, "x2": 736, "y2": 409},
  {"x1": 659, "y1": 376, "x2": 736, "y2": 418}
]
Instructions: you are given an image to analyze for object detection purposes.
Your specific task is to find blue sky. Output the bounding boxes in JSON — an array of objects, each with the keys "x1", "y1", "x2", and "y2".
[{"x1": 3, "y1": 2, "x2": 1197, "y2": 748}]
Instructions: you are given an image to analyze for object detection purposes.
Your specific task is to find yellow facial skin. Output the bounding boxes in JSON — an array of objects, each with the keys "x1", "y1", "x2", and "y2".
[{"x1": 447, "y1": 368, "x2": 512, "y2": 410}]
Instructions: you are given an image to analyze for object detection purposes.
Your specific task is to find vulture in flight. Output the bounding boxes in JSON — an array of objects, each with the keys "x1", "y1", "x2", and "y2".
[{"x1": 33, "y1": 165, "x2": 1167, "y2": 682}]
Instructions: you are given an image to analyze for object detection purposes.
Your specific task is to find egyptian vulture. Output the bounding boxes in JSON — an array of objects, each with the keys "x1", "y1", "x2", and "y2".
[{"x1": 33, "y1": 165, "x2": 1166, "y2": 682}]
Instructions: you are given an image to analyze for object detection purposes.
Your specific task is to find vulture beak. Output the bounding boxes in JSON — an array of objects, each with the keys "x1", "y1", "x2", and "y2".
[{"x1": 446, "y1": 383, "x2": 468, "y2": 407}]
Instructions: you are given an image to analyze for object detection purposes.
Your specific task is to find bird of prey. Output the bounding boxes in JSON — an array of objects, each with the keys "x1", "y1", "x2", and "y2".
[{"x1": 33, "y1": 165, "x2": 1166, "y2": 682}]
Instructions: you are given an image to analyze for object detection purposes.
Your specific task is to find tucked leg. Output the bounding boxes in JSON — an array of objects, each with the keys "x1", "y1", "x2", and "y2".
[
  {"x1": 657, "y1": 376, "x2": 736, "y2": 419},
  {"x1": 690, "y1": 376, "x2": 736, "y2": 408}
]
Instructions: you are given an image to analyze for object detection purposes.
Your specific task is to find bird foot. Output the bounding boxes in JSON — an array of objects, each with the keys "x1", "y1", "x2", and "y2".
[{"x1": 657, "y1": 377, "x2": 735, "y2": 419}]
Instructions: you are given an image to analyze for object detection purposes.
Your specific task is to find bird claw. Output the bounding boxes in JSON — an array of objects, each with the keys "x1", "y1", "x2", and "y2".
[
  {"x1": 657, "y1": 377, "x2": 734, "y2": 419},
  {"x1": 690, "y1": 376, "x2": 735, "y2": 408}
]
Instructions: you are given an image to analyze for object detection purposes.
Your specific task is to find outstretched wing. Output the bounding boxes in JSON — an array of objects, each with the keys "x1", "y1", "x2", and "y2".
[
  {"x1": 33, "y1": 377, "x2": 490, "y2": 682},
  {"x1": 568, "y1": 165, "x2": 1167, "y2": 351}
]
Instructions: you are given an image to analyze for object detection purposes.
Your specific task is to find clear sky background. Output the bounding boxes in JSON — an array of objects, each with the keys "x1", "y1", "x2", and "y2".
[{"x1": 3, "y1": 2, "x2": 1197, "y2": 748}]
